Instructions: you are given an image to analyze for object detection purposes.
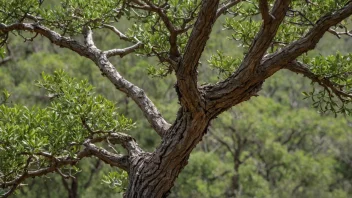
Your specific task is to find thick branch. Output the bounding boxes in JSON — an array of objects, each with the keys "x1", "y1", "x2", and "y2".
[
  {"x1": 0, "y1": 22, "x2": 170, "y2": 136},
  {"x1": 83, "y1": 142, "x2": 129, "y2": 171},
  {"x1": 238, "y1": 0, "x2": 291, "y2": 73},
  {"x1": 176, "y1": 0, "x2": 220, "y2": 112},
  {"x1": 201, "y1": 0, "x2": 291, "y2": 116},
  {"x1": 259, "y1": 0, "x2": 271, "y2": 23},
  {"x1": 0, "y1": 23, "x2": 94, "y2": 59},
  {"x1": 262, "y1": 1, "x2": 352, "y2": 69}
]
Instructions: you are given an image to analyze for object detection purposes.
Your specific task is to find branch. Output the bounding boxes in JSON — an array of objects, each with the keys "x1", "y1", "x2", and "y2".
[
  {"x1": 259, "y1": 0, "x2": 271, "y2": 23},
  {"x1": 284, "y1": 61, "x2": 352, "y2": 101},
  {"x1": 0, "y1": 149, "x2": 91, "y2": 198},
  {"x1": 0, "y1": 23, "x2": 93, "y2": 59},
  {"x1": 86, "y1": 132, "x2": 144, "y2": 157},
  {"x1": 239, "y1": 0, "x2": 291, "y2": 72},
  {"x1": 1, "y1": 131, "x2": 141, "y2": 197},
  {"x1": 216, "y1": 0, "x2": 242, "y2": 19},
  {"x1": 105, "y1": 41, "x2": 143, "y2": 58},
  {"x1": 129, "y1": 0, "x2": 181, "y2": 58},
  {"x1": 202, "y1": 1, "x2": 291, "y2": 116},
  {"x1": 83, "y1": 142, "x2": 129, "y2": 171},
  {"x1": 0, "y1": 22, "x2": 171, "y2": 137},
  {"x1": 83, "y1": 26, "x2": 97, "y2": 50},
  {"x1": 262, "y1": 1, "x2": 352, "y2": 69},
  {"x1": 176, "y1": 0, "x2": 220, "y2": 112},
  {"x1": 102, "y1": 24, "x2": 130, "y2": 41}
]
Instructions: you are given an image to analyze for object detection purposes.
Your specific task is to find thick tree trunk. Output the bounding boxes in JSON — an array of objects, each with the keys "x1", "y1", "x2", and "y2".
[{"x1": 124, "y1": 110, "x2": 210, "y2": 198}]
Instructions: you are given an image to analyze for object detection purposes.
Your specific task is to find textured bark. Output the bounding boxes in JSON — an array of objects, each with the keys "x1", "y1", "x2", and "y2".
[
  {"x1": 125, "y1": 110, "x2": 210, "y2": 197},
  {"x1": 2, "y1": 1, "x2": 352, "y2": 197}
]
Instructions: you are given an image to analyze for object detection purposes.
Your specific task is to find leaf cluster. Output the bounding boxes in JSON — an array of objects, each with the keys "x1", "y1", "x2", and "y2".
[
  {"x1": 301, "y1": 53, "x2": 352, "y2": 115},
  {"x1": 0, "y1": 70, "x2": 133, "y2": 183}
]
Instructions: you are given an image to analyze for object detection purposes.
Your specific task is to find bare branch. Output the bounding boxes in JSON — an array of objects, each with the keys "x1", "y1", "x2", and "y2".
[
  {"x1": 103, "y1": 24, "x2": 130, "y2": 41},
  {"x1": 94, "y1": 53, "x2": 171, "y2": 136},
  {"x1": 83, "y1": 142, "x2": 130, "y2": 171},
  {"x1": 0, "y1": 22, "x2": 171, "y2": 136},
  {"x1": 83, "y1": 26, "x2": 97, "y2": 49},
  {"x1": 216, "y1": 0, "x2": 242, "y2": 18},
  {"x1": 0, "y1": 23, "x2": 93, "y2": 58},
  {"x1": 86, "y1": 132, "x2": 144, "y2": 157},
  {"x1": 0, "y1": 132, "x2": 139, "y2": 197},
  {"x1": 105, "y1": 41, "x2": 143, "y2": 58},
  {"x1": 328, "y1": 27, "x2": 352, "y2": 38}
]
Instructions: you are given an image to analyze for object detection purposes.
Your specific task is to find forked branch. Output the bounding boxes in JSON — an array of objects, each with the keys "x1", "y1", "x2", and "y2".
[
  {"x1": 0, "y1": 23, "x2": 171, "y2": 137},
  {"x1": 263, "y1": 1, "x2": 352, "y2": 69},
  {"x1": 176, "y1": 0, "x2": 220, "y2": 112}
]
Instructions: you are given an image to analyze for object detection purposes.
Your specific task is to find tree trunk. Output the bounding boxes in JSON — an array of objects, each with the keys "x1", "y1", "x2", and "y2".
[{"x1": 124, "y1": 110, "x2": 210, "y2": 198}]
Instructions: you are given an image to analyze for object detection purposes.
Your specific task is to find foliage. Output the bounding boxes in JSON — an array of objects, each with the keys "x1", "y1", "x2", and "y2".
[
  {"x1": 301, "y1": 53, "x2": 352, "y2": 115},
  {"x1": 102, "y1": 170, "x2": 128, "y2": 193},
  {"x1": 1, "y1": 0, "x2": 352, "y2": 197},
  {"x1": 0, "y1": 70, "x2": 133, "y2": 190}
]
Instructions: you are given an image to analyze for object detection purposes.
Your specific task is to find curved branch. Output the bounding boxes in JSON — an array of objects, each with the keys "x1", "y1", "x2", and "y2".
[
  {"x1": 1, "y1": 130, "x2": 142, "y2": 197},
  {"x1": 88, "y1": 132, "x2": 144, "y2": 157},
  {"x1": 102, "y1": 24, "x2": 130, "y2": 41},
  {"x1": 129, "y1": 0, "x2": 181, "y2": 58},
  {"x1": 0, "y1": 149, "x2": 91, "y2": 198},
  {"x1": 0, "y1": 23, "x2": 171, "y2": 136},
  {"x1": 83, "y1": 143, "x2": 130, "y2": 171},
  {"x1": 284, "y1": 61, "x2": 352, "y2": 101},
  {"x1": 105, "y1": 41, "x2": 143, "y2": 58},
  {"x1": 262, "y1": 1, "x2": 352, "y2": 69},
  {"x1": 0, "y1": 23, "x2": 94, "y2": 59},
  {"x1": 201, "y1": 0, "x2": 291, "y2": 116}
]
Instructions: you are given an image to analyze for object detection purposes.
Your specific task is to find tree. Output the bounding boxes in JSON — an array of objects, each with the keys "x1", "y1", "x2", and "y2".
[{"x1": 1, "y1": 0, "x2": 352, "y2": 197}]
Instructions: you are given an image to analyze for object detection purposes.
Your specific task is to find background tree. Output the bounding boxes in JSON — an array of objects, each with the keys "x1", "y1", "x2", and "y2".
[{"x1": 1, "y1": 0, "x2": 352, "y2": 197}]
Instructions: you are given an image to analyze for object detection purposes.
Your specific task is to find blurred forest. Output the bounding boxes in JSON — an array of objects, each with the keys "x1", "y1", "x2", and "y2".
[{"x1": 1, "y1": 1, "x2": 352, "y2": 198}]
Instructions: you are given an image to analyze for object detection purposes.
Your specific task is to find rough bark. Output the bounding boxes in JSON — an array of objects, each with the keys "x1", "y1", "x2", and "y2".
[
  {"x1": 1, "y1": 1, "x2": 352, "y2": 198},
  {"x1": 124, "y1": 109, "x2": 210, "y2": 197}
]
